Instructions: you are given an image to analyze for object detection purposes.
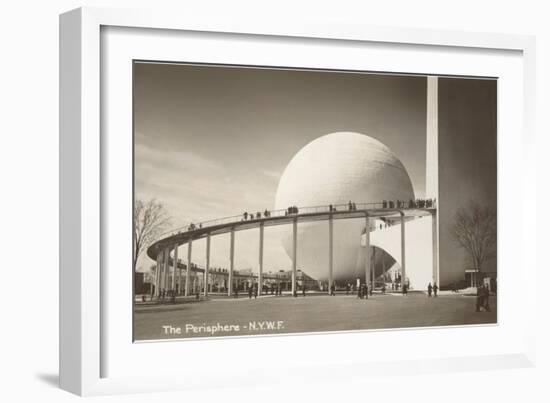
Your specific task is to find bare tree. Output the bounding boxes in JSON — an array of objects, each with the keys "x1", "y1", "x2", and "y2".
[
  {"x1": 450, "y1": 201, "x2": 497, "y2": 273},
  {"x1": 133, "y1": 199, "x2": 171, "y2": 272}
]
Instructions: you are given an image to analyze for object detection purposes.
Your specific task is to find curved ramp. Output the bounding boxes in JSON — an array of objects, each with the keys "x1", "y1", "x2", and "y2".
[{"x1": 364, "y1": 215, "x2": 435, "y2": 290}]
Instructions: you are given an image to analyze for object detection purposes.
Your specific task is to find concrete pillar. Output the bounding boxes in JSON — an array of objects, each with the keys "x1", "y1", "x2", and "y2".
[
  {"x1": 155, "y1": 252, "x2": 162, "y2": 297},
  {"x1": 400, "y1": 213, "x2": 406, "y2": 288},
  {"x1": 229, "y1": 228, "x2": 235, "y2": 296},
  {"x1": 365, "y1": 214, "x2": 370, "y2": 298},
  {"x1": 382, "y1": 251, "x2": 386, "y2": 280},
  {"x1": 258, "y1": 223, "x2": 264, "y2": 295},
  {"x1": 372, "y1": 246, "x2": 376, "y2": 288},
  {"x1": 185, "y1": 239, "x2": 192, "y2": 296},
  {"x1": 171, "y1": 244, "x2": 178, "y2": 292},
  {"x1": 158, "y1": 250, "x2": 164, "y2": 294},
  {"x1": 163, "y1": 247, "x2": 170, "y2": 292},
  {"x1": 177, "y1": 246, "x2": 182, "y2": 294},
  {"x1": 291, "y1": 218, "x2": 298, "y2": 295},
  {"x1": 204, "y1": 233, "x2": 210, "y2": 297},
  {"x1": 328, "y1": 215, "x2": 334, "y2": 295}
]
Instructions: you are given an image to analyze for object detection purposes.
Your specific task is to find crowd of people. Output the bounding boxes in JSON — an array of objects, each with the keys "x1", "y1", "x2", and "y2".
[
  {"x1": 242, "y1": 282, "x2": 302, "y2": 298},
  {"x1": 242, "y1": 209, "x2": 272, "y2": 221},
  {"x1": 146, "y1": 274, "x2": 493, "y2": 316},
  {"x1": 149, "y1": 288, "x2": 201, "y2": 303},
  {"x1": 242, "y1": 206, "x2": 300, "y2": 221},
  {"x1": 181, "y1": 199, "x2": 438, "y2": 234},
  {"x1": 382, "y1": 198, "x2": 436, "y2": 209},
  {"x1": 185, "y1": 222, "x2": 205, "y2": 231},
  {"x1": 320, "y1": 279, "x2": 401, "y2": 298},
  {"x1": 226, "y1": 282, "x2": 312, "y2": 298},
  {"x1": 285, "y1": 206, "x2": 299, "y2": 215}
]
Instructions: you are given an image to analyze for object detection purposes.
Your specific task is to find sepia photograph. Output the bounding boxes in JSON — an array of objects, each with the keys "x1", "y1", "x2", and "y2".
[{"x1": 132, "y1": 62, "x2": 497, "y2": 341}]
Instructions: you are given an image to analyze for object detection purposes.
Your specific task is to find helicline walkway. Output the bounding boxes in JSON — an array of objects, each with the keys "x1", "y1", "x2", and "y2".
[{"x1": 146, "y1": 200, "x2": 436, "y2": 301}]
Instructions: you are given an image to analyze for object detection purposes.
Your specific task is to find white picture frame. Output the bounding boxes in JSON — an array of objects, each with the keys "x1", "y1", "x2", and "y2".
[{"x1": 59, "y1": 6, "x2": 537, "y2": 396}]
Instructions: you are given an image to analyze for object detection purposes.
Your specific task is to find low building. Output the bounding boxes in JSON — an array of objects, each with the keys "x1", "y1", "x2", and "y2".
[{"x1": 134, "y1": 271, "x2": 151, "y2": 295}]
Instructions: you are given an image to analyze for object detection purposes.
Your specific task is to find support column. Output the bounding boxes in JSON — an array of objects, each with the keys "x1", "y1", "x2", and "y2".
[
  {"x1": 229, "y1": 228, "x2": 235, "y2": 296},
  {"x1": 364, "y1": 214, "x2": 370, "y2": 299},
  {"x1": 163, "y1": 247, "x2": 170, "y2": 292},
  {"x1": 382, "y1": 251, "x2": 386, "y2": 281},
  {"x1": 372, "y1": 246, "x2": 376, "y2": 289},
  {"x1": 400, "y1": 212, "x2": 406, "y2": 289},
  {"x1": 154, "y1": 252, "x2": 162, "y2": 297},
  {"x1": 328, "y1": 215, "x2": 334, "y2": 295},
  {"x1": 185, "y1": 239, "x2": 192, "y2": 296},
  {"x1": 258, "y1": 223, "x2": 264, "y2": 295},
  {"x1": 291, "y1": 218, "x2": 298, "y2": 295},
  {"x1": 178, "y1": 246, "x2": 182, "y2": 294},
  {"x1": 171, "y1": 244, "x2": 178, "y2": 292},
  {"x1": 204, "y1": 233, "x2": 211, "y2": 297}
]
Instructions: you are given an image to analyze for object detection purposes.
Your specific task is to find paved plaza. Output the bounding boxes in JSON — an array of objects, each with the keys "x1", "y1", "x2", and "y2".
[{"x1": 134, "y1": 292, "x2": 497, "y2": 341}]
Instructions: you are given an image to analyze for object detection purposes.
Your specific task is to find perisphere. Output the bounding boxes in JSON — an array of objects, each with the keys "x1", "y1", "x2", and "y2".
[{"x1": 274, "y1": 132, "x2": 414, "y2": 281}]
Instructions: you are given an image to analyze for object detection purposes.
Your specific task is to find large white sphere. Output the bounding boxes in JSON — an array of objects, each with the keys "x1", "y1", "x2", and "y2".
[{"x1": 275, "y1": 132, "x2": 414, "y2": 281}]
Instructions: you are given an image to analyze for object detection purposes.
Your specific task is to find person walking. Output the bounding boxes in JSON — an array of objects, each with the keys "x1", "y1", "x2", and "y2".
[
  {"x1": 302, "y1": 284, "x2": 306, "y2": 297},
  {"x1": 483, "y1": 284, "x2": 491, "y2": 311},
  {"x1": 381, "y1": 283, "x2": 386, "y2": 294},
  {"x1": 433, "y1": 283, "x2": 438, "y2": 297},
  {"x1": 475, "y1": 285, "x2": 483, "y2": 312},
  {"x1": 427, "y1": 282, "x2": 433, "y2": 297},
  {"x1": 330, "y1": 283, "x2": 336, "y2": 296},
  {"x1": 248, "y1": 285, "x2": 253, "y2": 299},
  {"x1": 402, "y1": 283, "x2": 408, "y2": 296}
]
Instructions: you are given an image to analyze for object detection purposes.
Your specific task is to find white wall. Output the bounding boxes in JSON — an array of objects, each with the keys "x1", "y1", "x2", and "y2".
[{"x1": 0, "y1": 1, "x2": 548, "y2": 402}]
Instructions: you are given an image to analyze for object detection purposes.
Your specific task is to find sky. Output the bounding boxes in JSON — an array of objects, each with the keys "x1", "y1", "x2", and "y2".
[
  {"x1": 134, "y1": 62, "x2": 497, "y2": 283},
  {"x1": 438, "y1": 78, "x2": 497, "y2": 282},
  {"x1": 134, "y1": 62, "x2": 427, "y2": 273}
]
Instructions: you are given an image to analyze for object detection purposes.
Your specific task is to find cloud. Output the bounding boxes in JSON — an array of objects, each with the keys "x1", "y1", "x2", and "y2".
[
  {"x1": 134, "y1": 134, "x2": 290, "y2": 272},
  {"x1": 260, "y1": 169, "x2": 282, "y2": 181}
]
